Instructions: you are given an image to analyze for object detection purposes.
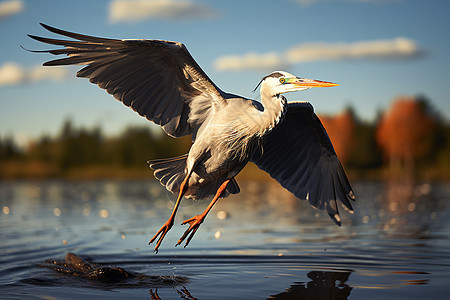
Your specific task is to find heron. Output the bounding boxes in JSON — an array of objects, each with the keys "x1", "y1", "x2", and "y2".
[{"x1": 28, "y1": 24, "x2": 355, "y2": 253}]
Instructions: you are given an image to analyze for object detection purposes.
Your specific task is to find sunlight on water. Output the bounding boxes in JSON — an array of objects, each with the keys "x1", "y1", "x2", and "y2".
[{"x1": 1, "y1": 180, "x2": 449, "y2": 299}]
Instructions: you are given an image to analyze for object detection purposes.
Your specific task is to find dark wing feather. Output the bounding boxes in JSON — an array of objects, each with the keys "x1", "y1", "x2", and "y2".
[
  {"x1": 251, "y1": 102, "x2": 355, "y2": 225},
  {"x1": 28, "y1": 23, "x2": 226, "y2": 138}
]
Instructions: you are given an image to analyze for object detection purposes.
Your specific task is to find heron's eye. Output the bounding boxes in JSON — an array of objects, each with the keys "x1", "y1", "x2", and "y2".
[{"x1": 279, "y1": 78, "x2": 285, "y2": 84}]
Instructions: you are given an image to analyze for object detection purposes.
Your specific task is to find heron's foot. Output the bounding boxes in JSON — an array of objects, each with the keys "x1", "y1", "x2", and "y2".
[
  {"x1": 149, "y1": 218, "x2": 174, "y2": 253},
  {"x1": 149, "y1": 288, "x2": 162, "y2": 300},
  {"x1": 176, "y1": 286, "x2": 198, "y2": 300},
  {"x1": 176, "y1": 214, "x2": 205, "y2": 248}
]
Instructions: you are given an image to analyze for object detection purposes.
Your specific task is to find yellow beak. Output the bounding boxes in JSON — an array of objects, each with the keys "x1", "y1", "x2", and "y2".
[{"x1": 292, "y1": 78, "x2": 339, "y2": 88}]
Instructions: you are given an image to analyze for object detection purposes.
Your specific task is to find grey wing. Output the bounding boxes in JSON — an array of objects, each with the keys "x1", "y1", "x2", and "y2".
[
  {"x1": 251, "y1": 102, "x2": 355, "y2": 225},
  {"x1": 27, "y1": 23, "x2": 226, "y2": 138}
]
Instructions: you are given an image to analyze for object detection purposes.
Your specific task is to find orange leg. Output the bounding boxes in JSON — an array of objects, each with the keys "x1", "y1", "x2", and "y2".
[
  {"x1": 176, "y1": 178, "x2": 232, "y2": 248},
  {"x1": 149, "y1": 289, "x2": 161, "y2": 300},
  {"x1": 149, "y1": 174, "x2": 190, "y2": 253}
]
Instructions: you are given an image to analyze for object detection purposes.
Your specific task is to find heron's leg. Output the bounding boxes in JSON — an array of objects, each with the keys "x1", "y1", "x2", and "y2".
[
  {"x1": 176, "y1": 178, "x2": 232, "y2": 248},
  {"x1": 149, "y1": 173, "x2": 190, "y2": 253}
]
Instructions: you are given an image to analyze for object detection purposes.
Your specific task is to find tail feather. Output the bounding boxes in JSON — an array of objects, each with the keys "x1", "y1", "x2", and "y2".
[
  {"x1": 149, "y1": 154, "x2": 241, "y2": 200},
  {"x1": 148, "y1": 154, "x2": 188, "y2": 195}
]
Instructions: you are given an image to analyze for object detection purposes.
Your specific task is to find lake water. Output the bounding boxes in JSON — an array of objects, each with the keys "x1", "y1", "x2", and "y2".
[{"x1": 1, "y1": 180, "x2": 449, "y2": 299}]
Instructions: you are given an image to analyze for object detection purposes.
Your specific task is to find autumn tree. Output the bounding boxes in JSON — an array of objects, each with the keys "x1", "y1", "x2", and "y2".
[
  {"x1": 376, "y1": 96, "x2": 435, "y2": 179},
  {"x1": 319, "y1": 108, "x2": 356, "y2": 166}
]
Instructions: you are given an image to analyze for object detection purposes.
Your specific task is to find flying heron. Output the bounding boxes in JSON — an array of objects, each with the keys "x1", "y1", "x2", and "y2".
[{"x1": 28, "y1": 24, "x2": 355, "y2": 253}]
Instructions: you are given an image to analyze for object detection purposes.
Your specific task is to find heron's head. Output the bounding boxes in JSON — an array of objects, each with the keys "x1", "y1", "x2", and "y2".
[{"x1": 256, "y1": 71, "x2": 338, "y2": 97}]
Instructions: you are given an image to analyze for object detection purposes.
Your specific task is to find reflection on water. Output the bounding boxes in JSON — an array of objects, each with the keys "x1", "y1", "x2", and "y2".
[
  {"x1": 269, "y1": 270, "x2": 352, "y2": 300},
  {"x1": 151, "y1": 287, "x2": 198, "y2": 300},
  {"x1": 1, "y1": 180, "x2": 450, "y2": 299}
]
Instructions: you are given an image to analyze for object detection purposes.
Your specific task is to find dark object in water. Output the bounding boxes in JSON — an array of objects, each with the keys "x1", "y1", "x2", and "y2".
[
  {"x1": 48, "y1": 252, "x2": 133, "y2": 282},
  {"x1": 39, "y1": 252, "x2": 188, "y2": 287},
  {"x1": 268, "y1": 270, "x2": 352, "y2": 299}
]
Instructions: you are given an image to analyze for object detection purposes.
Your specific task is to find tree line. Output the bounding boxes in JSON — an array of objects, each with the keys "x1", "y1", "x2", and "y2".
[
  {"x1": 0, "y1": 120, "x2": 191, "y2": 179},
  {"x1": 1, "y1": 95, "x2": 449, "y2": 180},
  {"x1": 320, "y1": 95, "x2": 450, "y2": 181}
]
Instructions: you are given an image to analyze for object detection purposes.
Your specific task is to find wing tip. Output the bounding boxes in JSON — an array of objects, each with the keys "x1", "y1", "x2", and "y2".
[
  {"x1": 39, "y1": 22, "x2": 51, "y2": 31},
  {"x1": 330, "y1": 213, "x2": 342, "y2": 226},
  {"x1": 349, "y1": 190, "x2": 356, "y2": 200},
  {"x1": 27, "y1": 34, "x2": 43, "y2": 43},
  {"x1": 39, "y1": 23, "x2": 64, "y2": 37},
  {"x1": 39, "y1": 22, "x2": 70, "y2": 37}
]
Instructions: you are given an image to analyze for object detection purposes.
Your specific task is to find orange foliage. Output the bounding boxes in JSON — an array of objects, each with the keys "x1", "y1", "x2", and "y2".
[
  {"x1": 319, "y1": 110, "x2": 355, "y2": 165},
  {"x1": 376, "y1": 96, "x2": 434, "y2": 170}
]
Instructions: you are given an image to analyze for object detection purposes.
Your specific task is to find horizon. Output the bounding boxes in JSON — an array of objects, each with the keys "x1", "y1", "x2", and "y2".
[{"x1": 1, "y1": 0, "x2": 450, "y2": 147}]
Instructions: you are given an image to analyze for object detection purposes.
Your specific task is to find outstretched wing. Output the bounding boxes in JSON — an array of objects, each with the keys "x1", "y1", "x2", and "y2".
[
  {"x1": 251, "y1": 102, "x2": 355, "y2": 225},
  {"x1": 27, "y1": 23, "x2": 226, "y2": 138}
]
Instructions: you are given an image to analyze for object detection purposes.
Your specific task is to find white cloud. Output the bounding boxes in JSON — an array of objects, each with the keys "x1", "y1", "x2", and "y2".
[
  {"x1": 293, "y1": 0, "x2": 400, "y2": 5},
  {"x1": 214, "y1": 37, "x2": 422, "y2": 72},
  {"x1": 286, "y1": 38, "x2": 421, "y2": 63},
  {"x1": 293, "y1": 0, "x2": 325, "y2": 5},
  {"x1": 28, "y1": 65, "x2": 69, "y2": 83},
  {"x1": 214, "y1": 52, "x2": 285, "y2": 72},
  {"x1": 0, "y1": 0, "x2": 23, "y2": 20},
  {"x1": 0, "y1": 62, "x2": 69, "y2": 86},
  {"x1": 108, "y1": 0, "x2": 219, "y2": 23},
  {"x1": 0, "y1": 62, "x2": 25, "y2": 86}
]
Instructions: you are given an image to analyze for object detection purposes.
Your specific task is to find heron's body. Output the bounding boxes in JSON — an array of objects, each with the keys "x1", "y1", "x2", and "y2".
[
  {"x1": 28, "y1": 24, "x2": 355, "y2": 253},
  {"x1": 165, "y1": 92, "x2": 285, "y2": 200}
]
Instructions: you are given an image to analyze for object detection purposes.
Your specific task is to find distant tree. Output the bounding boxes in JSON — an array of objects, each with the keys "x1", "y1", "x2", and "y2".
[
  {"x1": 110, "y1": 126, "x2": 191, "y2": 167},
  {"x1": 319, "y1": 109, "x2": 356, "y2": 166},
  {"x1": 0, "y1": 136, "x2": 22, "y2": 161},
  {"x1": 27, "y1": 134, "x2": 54, "y2": 163},
  {"x1": 376, "y1": 96, "x2": 435, "y2": 178},
  {"x1": 435, "y1": 122, "x2": 450, "y2": 174},
  {"x1": 347, "y1": 121, "x2": 383, "y2": 170},
  {"x1": 111, "y1": 126, "x2": 159, "y2": 167},
  {"x1": 55, "y1": 119, "x2": 103, "y2": 170}
]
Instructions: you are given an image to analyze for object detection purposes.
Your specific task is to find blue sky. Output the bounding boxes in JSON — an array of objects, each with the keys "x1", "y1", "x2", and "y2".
[{"x1": 1, "y1": 0, "x2": 449, "y2": 146}]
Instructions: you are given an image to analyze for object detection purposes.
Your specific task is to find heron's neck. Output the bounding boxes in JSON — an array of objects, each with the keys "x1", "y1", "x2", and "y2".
[
  {"x1": 259, "y1": 91, "x2": 287, "y2": 135},
  {"x1": 211, "y1": 90, "x2": 286, "y2": 160}
]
